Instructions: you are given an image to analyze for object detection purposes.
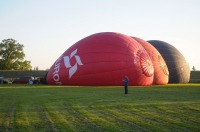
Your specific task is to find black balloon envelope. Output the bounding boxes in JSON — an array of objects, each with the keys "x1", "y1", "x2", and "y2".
[{"x1": 147, "y1": 40, "x2": 190, "y2": 83}]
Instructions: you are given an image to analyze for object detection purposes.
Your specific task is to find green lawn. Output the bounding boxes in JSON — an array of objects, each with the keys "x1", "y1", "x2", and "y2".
[{"x1": 0, "y1": 84, "x2": 200, "y2": 132}]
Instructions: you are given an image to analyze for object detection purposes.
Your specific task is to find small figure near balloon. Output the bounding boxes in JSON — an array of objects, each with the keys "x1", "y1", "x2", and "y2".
[{"x1": 123, "y1": 76, "x2": 129, "y2": 94}]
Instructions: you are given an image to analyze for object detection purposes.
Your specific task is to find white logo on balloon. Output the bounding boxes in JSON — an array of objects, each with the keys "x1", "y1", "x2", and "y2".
[{"x1": 63, "y1": 49, "x2": 83, "y2": 79}]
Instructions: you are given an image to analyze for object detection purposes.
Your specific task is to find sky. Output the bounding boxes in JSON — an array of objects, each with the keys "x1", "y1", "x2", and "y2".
[{"x1": 0, "y1": 0, "x2": 200, "y2": 70}]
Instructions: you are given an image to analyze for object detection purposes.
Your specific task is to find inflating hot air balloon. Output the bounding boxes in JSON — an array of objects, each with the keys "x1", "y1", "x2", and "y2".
[
  {"x1": 133, "y1": 37, "x2": 169, "y2": 85},
  {"x1": 47, "y1": 32, "x2": 154, "y2": 86},
  {"x1": 147, "y1": 40, "x2": 190, "y2": 83}
]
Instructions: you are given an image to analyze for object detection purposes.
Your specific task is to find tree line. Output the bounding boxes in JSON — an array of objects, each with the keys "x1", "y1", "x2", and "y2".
[{"x1": 0, "y1": 38, "x2": 31, "y2": 70}]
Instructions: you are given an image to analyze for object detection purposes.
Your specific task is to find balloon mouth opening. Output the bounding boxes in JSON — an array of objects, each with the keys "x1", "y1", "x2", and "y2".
[{"x1": 136, "y1": 50, "x2": 154, "y2": 77}]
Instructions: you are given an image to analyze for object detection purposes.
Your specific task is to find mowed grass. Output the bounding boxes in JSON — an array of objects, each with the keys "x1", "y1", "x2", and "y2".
[{"x1": 0, "y1": 84, "x2": 199, "y2": 132}]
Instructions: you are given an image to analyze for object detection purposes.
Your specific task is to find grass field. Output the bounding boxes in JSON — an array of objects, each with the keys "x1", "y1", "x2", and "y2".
[{"x1": 0, "y1": 84, "x2": 200, "y2": 132}]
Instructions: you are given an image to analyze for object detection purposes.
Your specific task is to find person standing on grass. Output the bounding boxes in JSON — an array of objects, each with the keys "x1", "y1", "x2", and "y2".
[{"x1": 123, "y1": 76, "x2": 129, "y2": 94}]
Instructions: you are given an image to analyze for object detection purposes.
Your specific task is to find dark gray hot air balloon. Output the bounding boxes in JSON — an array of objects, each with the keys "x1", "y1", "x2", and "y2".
[{"x1": 147, "y1": 40, "x2": 190, "y2": 83}]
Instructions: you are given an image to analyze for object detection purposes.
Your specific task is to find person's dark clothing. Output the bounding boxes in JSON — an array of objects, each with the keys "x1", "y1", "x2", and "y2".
[{"x1": 123, "y1": 76, "x2": 129, "y2": 94}]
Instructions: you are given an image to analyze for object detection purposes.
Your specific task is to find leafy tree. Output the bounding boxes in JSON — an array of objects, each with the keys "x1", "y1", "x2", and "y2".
[{"x1": 0, "y1": 38, "x2": 32, "y2": 70}]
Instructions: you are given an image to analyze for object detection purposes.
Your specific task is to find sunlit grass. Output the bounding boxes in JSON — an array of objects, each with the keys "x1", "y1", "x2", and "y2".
[{"x1": 0, "y1": 84, "x2": 199, "y2": 131}]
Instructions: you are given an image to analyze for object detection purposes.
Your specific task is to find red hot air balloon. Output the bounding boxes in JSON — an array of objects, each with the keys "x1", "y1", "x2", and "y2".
[
  {"x1": 132, "y1": 37, "x2": 169, "y2": 85},
  {"x1": 46, "y1": 32, "x2": 154, "y2": 86}
]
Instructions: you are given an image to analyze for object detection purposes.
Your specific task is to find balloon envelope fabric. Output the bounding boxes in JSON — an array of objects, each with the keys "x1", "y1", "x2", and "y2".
[
  {"x1": 133, "y1": 37, "x2": 169, "y2": 85},
  {"x1": 46, "y1": 32, "x2": 154, "y2": 86},
  {"x1": 148, "y1": 40, "x2": 190, "y2": 83}
]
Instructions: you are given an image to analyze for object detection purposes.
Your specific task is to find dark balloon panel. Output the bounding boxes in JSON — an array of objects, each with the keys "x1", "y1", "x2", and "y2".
[{"x1": 147, "y1": 40, "x2": 190, "y2": 83}]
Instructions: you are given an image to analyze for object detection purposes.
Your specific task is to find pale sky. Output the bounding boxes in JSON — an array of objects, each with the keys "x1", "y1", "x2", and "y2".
[{"x1": 0, "y1": 0, "x2": 199, "y2": 70}]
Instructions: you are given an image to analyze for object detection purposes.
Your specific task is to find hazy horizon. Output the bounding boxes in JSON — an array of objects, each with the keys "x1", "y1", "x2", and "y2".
[{"x1": 0, "y1": 0, "x2": 199, "y2": 70}]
